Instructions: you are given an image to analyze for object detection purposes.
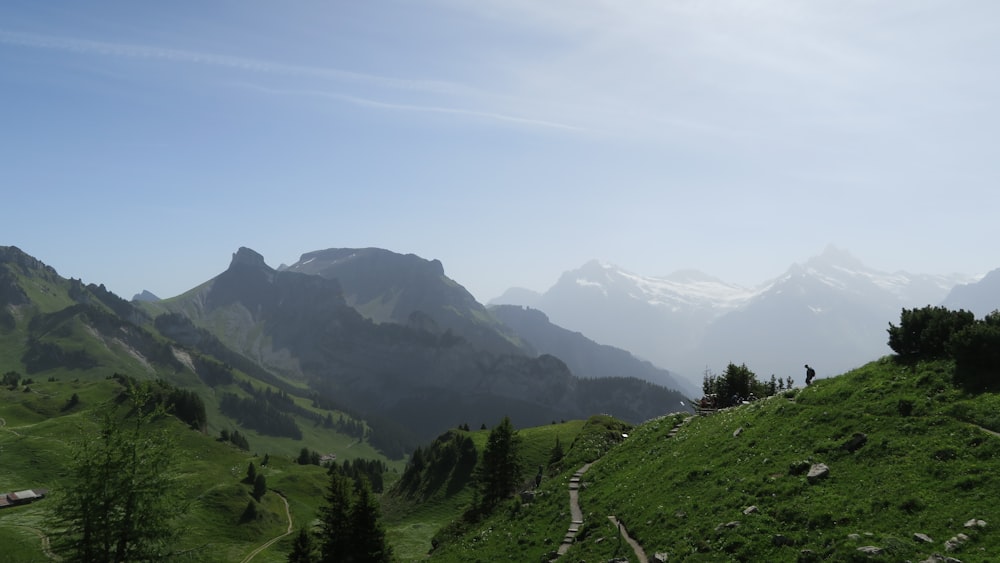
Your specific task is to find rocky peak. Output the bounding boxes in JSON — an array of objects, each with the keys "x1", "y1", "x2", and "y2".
[{"x1": 230, "y1": 247, "x2": 269, "y2": 270}]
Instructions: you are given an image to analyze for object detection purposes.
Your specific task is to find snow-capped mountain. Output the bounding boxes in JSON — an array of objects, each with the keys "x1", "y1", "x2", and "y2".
[
  {"x1": 492, "y1": 246, "x2": 979, "y2": 388},
  {"x1": 941, "y1": 268, "x2": 1000, "y2": 317}
]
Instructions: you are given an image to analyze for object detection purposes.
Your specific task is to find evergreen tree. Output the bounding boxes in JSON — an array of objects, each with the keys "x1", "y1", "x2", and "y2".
[
  {"x1": 253, "y1": 473, "x2": 268, "y2": 502},
  {"x1": 548, "y1": 435, "x2": 564, "y2": 468},
  {"x1": 318, "y1": 471, "x2": 354, "y2": 562},
  {"x1": 241, "y1": 500, "x2": 259, "y2": 523},
  {"x1": 245, "y1": 462, "x2": 257, "y2": 484},
  {"x1": 287, "y1": 527, "x2": 316, "y2": 563},
  {"x1": 476, "y1": 416, "x2": 522, "y2": 511},
  {"x1": 52, "y1": 382, "x2": 181, "y2": 562},
  {"x1": 348, "y1": 479, "x2": 393, "y2": 562}
]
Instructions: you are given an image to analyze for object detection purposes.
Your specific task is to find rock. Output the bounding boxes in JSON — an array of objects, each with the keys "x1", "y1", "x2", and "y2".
[
  {"x1": 914, "y1": 532, "x2": 934, "y2": 543},
  {"x1": 945, "y1": 533, "x2": 969, "y2": 552},
  {"x1": 733, "y1": 427, "x2": 743, "y2": 437},
  {"x1": 654, "y1": 553, "x2": 668, "y2": 562},
  {"x1": 920, "y1": 555, "x2": 964, "y2": 563},
  {"x1": 847, "y1": 533, "x2": 861, "y2": 541},
  {"x1": 716, "y1": 521, "x2": 740, "y2": 530},
  {"x1": 857, "y1": 546, "x2": 884, "y2": 555},
  {"x1": 789, "y1": 460, "x2": 811, "y2": 475},
  {"x1": 743, "y1": 505, "x2": 758, "y2": 515},
  {"x1": 841, "y1": 432, "x2": 868, "y2": 452},
  {"x1": 806, "y1": 463, "x2": 830, "y2": 483},
  {"x1": 964, "y1": 518, "x2": 987, "y2": 528}
]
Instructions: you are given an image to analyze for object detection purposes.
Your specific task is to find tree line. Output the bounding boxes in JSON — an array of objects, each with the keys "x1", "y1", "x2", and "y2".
[{"x1": 888, "y1": 305, "x2": 1000, "y2": 392}]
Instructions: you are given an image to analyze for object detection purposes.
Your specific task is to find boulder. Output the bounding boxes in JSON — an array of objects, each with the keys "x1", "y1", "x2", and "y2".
[
  {"x1": 963, "y1": 518, "x2": 987, "y2": 528},
  {"x1": 913, "y1": 532, "x2": 934, "y2": 543},
  {"x1": 807, "y1": 463, "x2": 830, "y2": 483},
  {"x1": 841, "y1": 432, "x2": 868, "y2": 452},
  {"x1": 944, "y1": 533, "x2": 969, "y2": 552},
  {"x1": 743, "y1": 505, "x2": 758, "y2": 515},
  {"x1": 857, "y1": 546, "x2": 884, "y2": 555}
]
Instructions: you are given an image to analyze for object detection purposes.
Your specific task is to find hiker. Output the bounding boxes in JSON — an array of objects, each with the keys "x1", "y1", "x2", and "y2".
[{"x1": 804, "y1": 364, "x2": 816, "y2": 386}]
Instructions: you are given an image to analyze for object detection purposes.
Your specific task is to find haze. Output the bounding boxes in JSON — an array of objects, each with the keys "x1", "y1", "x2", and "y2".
[{"x1": 2, "y1": 1, "x2": 998, "y2": 302}]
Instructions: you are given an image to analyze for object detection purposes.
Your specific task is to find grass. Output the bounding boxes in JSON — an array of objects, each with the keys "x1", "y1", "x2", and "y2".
[
  {"x1": 0, "y1": 376, "x2": 353, "y2": 562},
  {"x1": 427, "y1": 358, "x2": 1000, "y2": 562},
  {"x1": 383, "y1": 419, "x2": 589, "y2": 561}
]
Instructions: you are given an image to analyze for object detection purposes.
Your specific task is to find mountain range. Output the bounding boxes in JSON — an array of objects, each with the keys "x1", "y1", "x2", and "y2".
[
  {"x1": 491, "y1": 246, "x2": 990, "y2": 387},
  {"x1": 0, "y1": 244, "x2": 690, "y2": 459}
]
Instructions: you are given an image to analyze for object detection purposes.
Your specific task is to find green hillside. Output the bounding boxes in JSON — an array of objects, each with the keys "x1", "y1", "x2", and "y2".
[{"x1": 428, "y1": 358, "x2": 1000, "y2": 562}]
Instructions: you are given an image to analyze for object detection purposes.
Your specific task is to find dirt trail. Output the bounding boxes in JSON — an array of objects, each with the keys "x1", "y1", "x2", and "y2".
[
  {"x1": 18, "y1": 526, "x2": 62, "y2": 561},
  {"x1": 240, "y1": 490, "x2": 293, "y2": 563},
  {"x1": 607, "y1": 515, "x2": 648, "y2": 563},
  {"x1": 555, "y1": 462, "x2": 592, "y2": 557},
  {"x1": 0, "y1": 417, "x2": 21, "y2": 436}
]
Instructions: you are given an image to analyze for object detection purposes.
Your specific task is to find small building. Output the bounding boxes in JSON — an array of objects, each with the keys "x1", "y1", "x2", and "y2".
[{"x1": 0, "y1": 488, "x2": 48, "y2": 508}]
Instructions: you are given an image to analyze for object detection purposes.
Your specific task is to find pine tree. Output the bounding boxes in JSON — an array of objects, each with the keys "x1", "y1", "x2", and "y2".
[
  {"x1": 477, "y1": 416, "x2": 522, "y2": 511},
  {"x1": 246, "y1": 461, "x2": 257, "y2": 484},
  {"x1": 348, "y1": 479, "x2": 393, "y2": 562},
  {"x1": 52, "y1": 382, "x2": 182, "y2": 562},
  {"x1": 287, "y1": 527, "x2": 316, "y2": 563},
  {"x1": 253, "y1": 473, "x2": 268, "y2": 502},
  {"x1": 318, "y1": 471, "x2": 354, "y2": 562}
]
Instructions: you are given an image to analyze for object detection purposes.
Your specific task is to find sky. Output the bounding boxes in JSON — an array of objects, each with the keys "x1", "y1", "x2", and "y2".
[{"x1": 2, "y1": 0, "x2": 999, "y2": 303}]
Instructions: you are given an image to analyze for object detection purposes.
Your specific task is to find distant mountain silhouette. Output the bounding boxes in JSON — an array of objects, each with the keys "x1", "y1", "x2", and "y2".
[
  {"x1": 490, "y1": 304, "x2": 698, "y2": 399},
  {"x1": 941, "y1": 268, "x2": 999, "y2": 317},
  {"x1": 493, "y1": 246, "x2": 977, "y2": 386}
]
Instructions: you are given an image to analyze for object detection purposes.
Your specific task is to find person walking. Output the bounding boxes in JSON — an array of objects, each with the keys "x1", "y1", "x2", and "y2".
[{"x1": 804, "y1": 364, "x2": 816, "y2": 386}]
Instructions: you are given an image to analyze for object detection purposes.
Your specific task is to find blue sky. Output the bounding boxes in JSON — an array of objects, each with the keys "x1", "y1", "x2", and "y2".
[{"x1": 2, "y1": 1, "x2": 998, "y2": 302}]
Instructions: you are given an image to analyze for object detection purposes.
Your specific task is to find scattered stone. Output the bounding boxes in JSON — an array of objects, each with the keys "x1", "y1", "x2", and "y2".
[
  {"x1": 716, "y1": 521, "x2": 740, "y2": 531},
  {"x1": 806, "y1": 463, "x2": 830, "y2": 483},
  {"x1": 674, "y1": 510, "x2": 686, "y2": 519},
  {"x1": 914, "y1": 532, "x2": 934, "y2": 543},
  {"x1": 733, "y1": 427, "x2": 743, "y2": 438},
  {"x1": 945, "y1": 533, "x2": 969, "y2": 552},
  {"x1": 857, "y1": 546, "x2": 884, "y2": 555},
  {"x1": 789, "y1": 460, "x2": 811, "y2": 476},
  {"x1": 743, "y1": 505, "x2": 758, "y2": 515},
  {"x1": 847, "y1": 534, "x2": 861, "y2": 541},
  {"x1": 654, "y1": 553, "x2": 668, "y2": 562},
  {"x1": 841, "y1": 432, "x2": 868, "y2": 452},
  {"x1": 964, "y1": 518, "x2": 987, "y2": 529},
  {"x1": 920, "y1": 555, "x2": 963, "y2": 563}
]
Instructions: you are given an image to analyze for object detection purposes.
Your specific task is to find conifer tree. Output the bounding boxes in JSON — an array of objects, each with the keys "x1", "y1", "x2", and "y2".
[
  {"x1": 348, "y1": 479, "x2": 393, "y2": 562},
  {"x1": 476, "y1": 416, "x2": 523, "y2": 511},
  {"x1": 52, "y1": 382, "x2": 181, "y2": 562},
  {"x1": 318, "y1": 471, "x2": 354, "y2": 562},
  {"x1": 253, "y1": 473, "x2": 268, "y2": 502},
  {"x1": 287, "y1": 527, "x2": 316, "y2": 563}
]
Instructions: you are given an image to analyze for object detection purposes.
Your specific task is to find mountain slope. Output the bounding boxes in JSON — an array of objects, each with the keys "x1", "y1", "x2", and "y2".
[
  {"x1": 429, "y1": 358, "x2": 1000, "y2": 561},
  {"x1": 489, "y1": 304, "x2": 698, "y2": 398},
  {"x1": 942, "y1": 268, "x2": 999, "y2": 317},
  {"x1": 284, "y1": 247, "x2": 529, "y2": 355},
  {"x1": 159, "y1": 248, "x2": 682, "y2": 446}
]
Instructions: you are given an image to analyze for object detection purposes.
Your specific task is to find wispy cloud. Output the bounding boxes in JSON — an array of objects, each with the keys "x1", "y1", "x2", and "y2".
[
  {"x1": 0, "y1": 29, "x2": 468, "y2": 96},
  {"x1": 0, "y1": 29, "x2": 587, "y2": 133},
  {"x1": 277, "y1": 87, "x2": 585, "y2": 132}
]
